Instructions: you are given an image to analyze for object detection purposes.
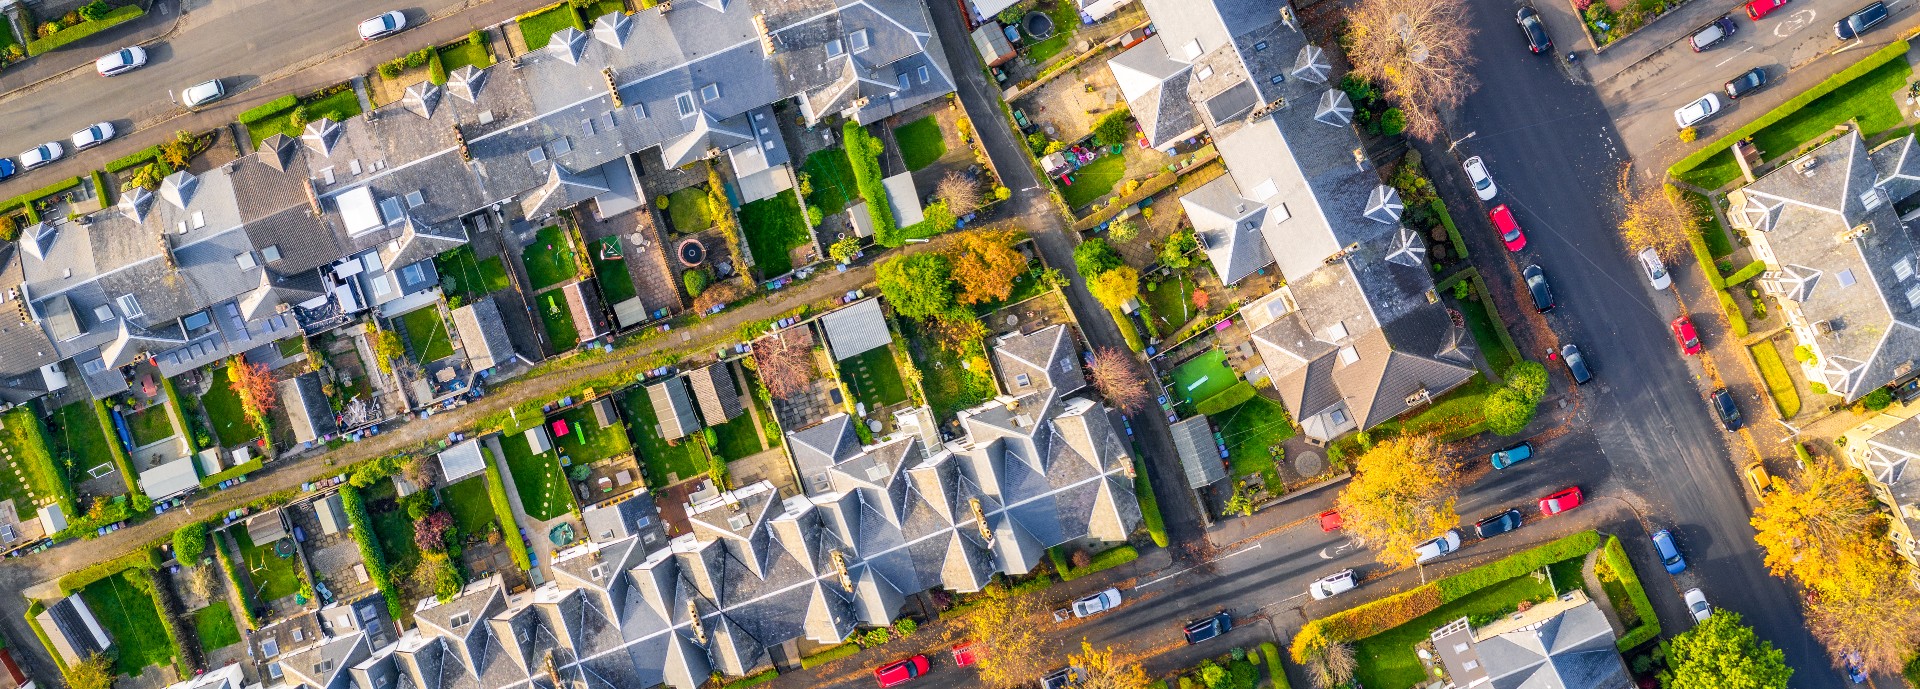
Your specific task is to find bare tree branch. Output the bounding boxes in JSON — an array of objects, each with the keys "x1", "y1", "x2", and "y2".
[
  {"x1": 752, "y1": 328, "x2": 818, "y2": 401},
  {"x1": 1343, "y1": 0, "x2": 1477, "y2": 139}
]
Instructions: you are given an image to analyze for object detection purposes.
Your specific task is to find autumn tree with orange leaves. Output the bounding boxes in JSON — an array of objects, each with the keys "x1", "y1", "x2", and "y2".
[
  {"x1": 227, "y1": 356, "x2": 278, "y2": 427},
  {"x1": 1089, "y1": 348, "x2": 1149, "y2": 413},
  {"x1": 1065, "y1": 641, "x2": 1150, "y2": 689},
  {"x1": 1337, "y1": 433, "x2": 1459, "y2": 568},
  {"x1": 947, "y1": 230, "x2": 1029, "y2": 306}
]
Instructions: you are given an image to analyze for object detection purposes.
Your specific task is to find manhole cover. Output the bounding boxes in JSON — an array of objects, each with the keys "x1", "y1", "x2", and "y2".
[{"x1": 1293, "y1": 450, "x2": 1325, "y2": 477}]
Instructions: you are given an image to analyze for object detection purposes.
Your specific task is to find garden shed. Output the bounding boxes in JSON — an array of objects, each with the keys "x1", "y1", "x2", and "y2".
[
  {"x1": 820, "y1": 297, "x2": 890, "y2": 361},
  {"x1": 438, "y1": 438, "x2": 488, "y2": 484},
  {"x1": 525, "y1": 425, "x2": 554, "y2": 454},
  {"x1": 139, "y1": 458, "x2": 202, "y2": 501},
  {"x1": 246, "y1": 510, "x2": 289, "y2": 544},
  {"x1": 1169, "y1": 415, "x2": 1226, "y2": 488}
]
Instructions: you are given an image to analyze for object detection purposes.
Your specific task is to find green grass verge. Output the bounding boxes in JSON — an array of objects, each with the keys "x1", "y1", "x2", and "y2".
[
  {"x1": 499, "y1": 430, "x2": 575, "y2": 521},
  {"x1": 517, "y1": 2, "x2": 584, "y2": 51},
  {"x1": 1748, "y1": 343, "x2": 1801, "y2": 419},
  {"x1": 398, "y1": 307, "x2": 455, "y2": 362},
  {"x1": 621, "y1": 386, "x2": 709, "y2": 486},
  {"x1": 895, "y1": 116, "x2": 947, "y2": 171},
  {"x1": 739, "y1": 189, "x2": 811, "y2": 278},
  {"x1": 245, "y1": 89, "x2": 362, "y2": 146},
  {"x1": 193, "y1": 601, "x2": 241, "y2": 652},
  {"x1": 79, "y1": 571, "x2": 173, "y2": 676},
  {"x1": 26, "y1": 5, "x2": 144, "y2": 55},
  {"x1": 1750, "y1": 58, "x2": 1910, "y2": 161},
  {"x1": 237, "y1": 95, "x2": 298, "y2": 124},
  {"x1": 523, "y1": 225, "x2": 580, "y2": 290},
  {"x1": 1061, "y1": 154, "x2": 1127, "y2": 209},
  {"x1": 802, "y1": 147, "x2": 860, "y2": 216}
]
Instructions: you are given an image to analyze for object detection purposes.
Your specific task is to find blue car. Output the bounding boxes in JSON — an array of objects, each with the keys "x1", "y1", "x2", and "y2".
[
  {"x1": 1652, "y1": 529, "x2": 1687, "y2": 574},
  {"x1": 1490, "y1": 442, "x2": 1535, "y2": 469},
  {"x1": 0, "y1": 158, "x2": 15, "y2": 182}
]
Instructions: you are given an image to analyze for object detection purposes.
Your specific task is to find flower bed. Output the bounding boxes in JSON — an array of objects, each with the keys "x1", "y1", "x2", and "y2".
[{"x1": 1575, "y1": 0, "x2": 1689, "y2": 50}]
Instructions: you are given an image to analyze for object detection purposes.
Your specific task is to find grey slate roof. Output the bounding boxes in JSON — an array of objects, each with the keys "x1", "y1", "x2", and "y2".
[
  {"x1": 279, "y1": 371, "x2": 338, "y2": 444},
  {"x1": 686, "y1": 362, "x2": 744, "y2": 424},
  {"x1": 1471, "y1": 602, "x2": 1632, "y2": 689},
  {"x1": 451, "y1": 297, "x2": 515, "y2": 371},
  {"x1": 1169, "y1": 415, "x2": 1226, "y2": 487},
  {"x1": 989, "y1": 324, "x2": 1086, "y2": 396}
]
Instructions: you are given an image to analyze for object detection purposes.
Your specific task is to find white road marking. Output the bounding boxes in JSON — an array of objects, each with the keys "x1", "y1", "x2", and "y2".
[
  {"x1": 1137, "y1": 544, "x2": 1264, "y2": 588},
  {"x1": 1136, "y1": 566, "x2": 1193, "y2": 589},
  {"x1": 1317, "y1": 538, "x2": 1355, "y2": 559}
]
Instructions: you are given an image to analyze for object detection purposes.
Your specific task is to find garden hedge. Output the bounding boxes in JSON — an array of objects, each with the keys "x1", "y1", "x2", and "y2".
[
  {"x1": 340, "y1": 484, "x2": 408, "y2": 622},
  {"x1": 25, "y1": 5, "x2": 143, "y2": 55},
  {"x1": 1134, "y1": 461, "x2": 1168, "y2": 547},
  {"x1": 130, "y1": 566, "x2": 198, "y2": 674},
  {"x1": 719, "y1": 668, "x2": 779, "y2": 689},
  {"x1": 198, "y1": 459, "x2": 263, "y2": 489},
  {"x1": 106, "y1": 144, "x2": 163, "y2": 173},
  {"x1": 485, "y1": 460, "x2": 534, "y2": 571},
  {"x1": 214, "y1": 533, "x2": 261, "y2": 629},
  {"x1": 1052, "y1": 544, "x2": 1139, "y2": 581},
  {"x1": 1435, "y1": 530, "x2": 1601, "y2": 598},
  {"x1": 1599, "y1": 536, "x2": 1661, "y2": 651},
  {"x1": 89, "y1": 400, "x2": 137, "y2": 500},
  {"x1": 1796, "y1": 442, "x2": 1814, "y2": 465},
  {"x1": 1261, "y1": 642, "x2": 1289, "y2": 689},
  {"x1": 844, "y1": 122, "x2": 896, "y2": 241},
  {"x1": 1669, "y1": 40, "x2": 1911, "y2": 183},
  {"x1": 1433, "y1": 199, "x2": 1468, "y2": 260},
  {"x1": 162, "y1": 374, "x2": 199, "y2": 457},
  {"x1": 1109, "y1": 305, "x2": 1146, "y2": 352},
  {"x1": 1195, "y1": 381, "x2": 1258, "y2": 416},
  {"x1": 237, "y1": 95, "x2": 297, "y2": 124},
  {"x1": 58, "y1": 545, "x2": 161, "y2": 594},
  {"x1": 800, "y1": 642, "x2": 863, "y2": 669},
  {"x1": 1719, "y1": 290, "x2": 1749, "y2": 337},
  {"x1": 1724, "y1": 260, "x2": 1767, "y2": 286}
]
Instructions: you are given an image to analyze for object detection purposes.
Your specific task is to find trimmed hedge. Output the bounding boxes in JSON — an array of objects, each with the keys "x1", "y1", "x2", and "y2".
[
  {"x1": 1052, "y1": 544, "x2": 1139, "y2": 581},
  {"x1": 485, "y1": 460, "x2": 533, "y2": 571},
  {"x1": 214, "y1": 532, "x2": 261, "y2": 629},
  {"x1": 106, "y1": 144, "x2": 163, "y2": 173},
  {"x1": 1724, "y1": 260, "x2": 1767, "y2": 286},
  {"x1": 89, "y1": 170, "x2": 110, "y2": 206},
  {"x1": 1670, "y1": 40, "x2": 1911, "y2": 183},
  {"x1": 1134, "y1": 461, "x2": 1168, "y2": 547},
  {"x1": 800, "y1": 642, "x2": 863, "y2": 669},
  {"x1": 198, "y1": 459, "x2": 264, "y2": 489},
  {"x1": 237, "y1": 95, "x2": 298, "y2": 124},
  {"x1": 1796, "y1": 442, "x2": 1815, "y2": 464},
  {"x1": 1468, "y1": 271, "x2": 1523, "y2": 370},
  {"x1": 1261, "y1": 642, "x2": 1289, "y2": 689},
  {"x1": 1599, "y1": 536, "x2": 1661, "y2": 651},
  {"x1": 58, "y1": 545, "x2": 161, "y2": 594},
  {"x1": 720, "y1": 668, "x2": 779, "y2": 689},
  {"x1": 1435, "y1": 530, "x2": 1602, "y2": 599},
  {"x1": 1719, "y1": 290, "x2": 1749, "y2": 337},
  {"x1": 1433, "y1": 199, "x2": 1468, "y2": 260},
  {"x1": 25, "y1": 4, "x2": 144, "y2": 55},
  {"x1": 161, "y1": 373, "x2": 199, "y2": 457},
  {"x1": 340, "y1": 485, "x2": 408, "y2": 622},
  {"x1": 1109, "y1": 304, "x2": 1146, "y2": 352},
  {"x1": 844, "y1": 122, "x2": 896, "y2": 243},
  {"x1": 1689, "y1": 231, "x2": 1726, "y2": 290},
  {"x1": 1195, "y1": 381, "x2": 1258, "y2": 416}
]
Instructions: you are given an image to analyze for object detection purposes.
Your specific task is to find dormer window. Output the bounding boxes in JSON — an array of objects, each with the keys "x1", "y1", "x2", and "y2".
[
  {"x1": 450, "y1": 612, "x2": 470, "y2": 627},
  {"x1": 850, "y1": 29, "x2": 870, "y2": 54},
  {"x1": 589, "y1": 564, "x2": 607, "y2": 580}
]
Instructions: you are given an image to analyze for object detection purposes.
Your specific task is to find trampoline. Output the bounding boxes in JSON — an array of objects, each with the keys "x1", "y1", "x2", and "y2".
[
  {"x1": 677, "y1": 237, "x2": 707, "y2": 267},
  {"x1": 1023, "y1": 11, "x2": 1056, "y2": 40}
]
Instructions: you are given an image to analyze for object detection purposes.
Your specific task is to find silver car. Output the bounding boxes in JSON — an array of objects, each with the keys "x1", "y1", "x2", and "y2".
[
  {"x1": 1463, "y1": 156, "x2": 1497, "y2": 200},
  {"x1": 1684, "y1": 588, "x2": 1712, "y2": 623},
  {"x1": 358, "y1": 11, "x2": 408, "y2": 41},
  {"x1": 1070, "y1": 588, "x2": 1122, "y2": 618},
  {"x1": 1309, "y1": 569, "x2": 1357, "y2": 600},
  {"x1": 19, "y1": 142, "x2": 63, "y2": 170},
  {"x1": 70, "y1": 123, "x2": 116, "y2": 150},
  {"x1": 95, "y1": 46, "x2": 147, "y2": 76},
  {"x1": 1674, "y1": 94, "x2": 1722, "y2": 128},
  {"x1": 1413, "y1": 529, "x2": 1462, "y2": 564},
  {"x1": 1638, "y1": 247, "x2": 1671, "y2": 290},
  {"x1": 182, "y1": 79, "x2": 226, "y2": 108}
]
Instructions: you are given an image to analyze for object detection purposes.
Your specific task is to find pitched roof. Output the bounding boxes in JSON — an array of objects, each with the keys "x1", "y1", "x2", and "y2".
[
  {"x1": 648, "y1": 377, "x2": 700, "y2": 441},
  {"x1": 279, "y1": 371, "x2": 338, "y2": 444},
  {"x1": 1169, "y1": 415, "x2": 1226, "y2": 488},
  {"x1": 686, "y1": 362, "x2": 743, "y2": 424},
  {"x1": 452, "y1": 297, "x2": 515, "y2": 371},
  {"x1": 820, "y1": 297, "x2": 889, "y2": 361},
  {"x1": 439, "y1": 438, "x2": 488, "y2": 484}
]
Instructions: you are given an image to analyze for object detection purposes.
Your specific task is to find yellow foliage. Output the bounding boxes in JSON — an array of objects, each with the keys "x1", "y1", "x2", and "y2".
[{"x1": 1336, "y1": 433, "x2": 1459, "y2": 568}]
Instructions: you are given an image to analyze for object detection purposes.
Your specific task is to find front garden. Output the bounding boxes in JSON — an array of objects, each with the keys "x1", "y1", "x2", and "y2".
[{"x1": 237, "y1": 84, "x2": 363, "y2": 146}]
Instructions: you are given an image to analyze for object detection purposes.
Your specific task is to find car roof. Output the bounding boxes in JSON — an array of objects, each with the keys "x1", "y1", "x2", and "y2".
[{"x1": 1490, "y1": 206, "x2": 1517, "y2": 229}]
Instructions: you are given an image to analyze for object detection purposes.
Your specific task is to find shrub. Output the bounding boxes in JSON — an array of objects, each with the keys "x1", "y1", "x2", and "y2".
[
  {"x1": 1377, "y1": 108, "x2": 1407, "y2": 137},
  {"x1": 173, "y1": 522, "x2": 208, "y2": 564},
  {"x1": 1719, "y1": 290, "x2": 1749, "y2": 337},
  {"x1": 404, "y1": 48, "x2": 431, "y2": 68},
  {"x1": 1811, "y1": 381, "x2": 1830, "y2": 395},
  {"x1": 1793, "y1": 345, "x2": 1815, "y2": 363},
  {"x1": 486, "y1": 461, "x2": 533, "y2": 571},
  {"x1": 77, "y1": 1, "x2": 110, "y2": 22},
  {"x1": 1724, "y1": 260, "x2": 1767, "y2": 285},
  {"x1": 1678, "y1": 127, "x2": 1697, "y2": 143},
  {"x1": 1092, "y1": 108, "x2": 1135, "y2": 147},
  {"x1": 800, "y1": 642, "x2": 863, "y2": 669},
  {"x1": 1195, "y1": 382, "x2": 1258, "y2": 416},
  {"x1": 1074, "y1": 237, "x2": 1124, "y2": 276},
  {"x1": 683, "y1": 269, "x2": 709, "y2": 296},
  {"x1": 806, "y1": 204, "x2": 825, "y2": 225},
  {"x1": 0, "y1": 215, "x2": 17, "y2": 242},
  {"x1": 378, "y1": 62, "x2": 403, "y2": 79},
  {"x1": 654, "y1": 194, "x2": 670, "y2": 209},
  {"x1": 844, "y1": 122, "x2": 896, "y2": 241},
  {"x1": 1865, "y1": 387, "x2": 1894, "y2": 411},
  {"x1": 1599, "y1": 536, "x2": 1661, "y2": 650},
  {"x1": 428, "y1": 50, "x2": 448, "y2": 86},
  {"x1": 237, "y1": 94, "x2": 298, "y2": 123},
  {"x1": 469, "y1": 29, "x2": 489, "y2": 46},
  {"x1": 340, "y1": 485, "x2": 409, "y2": 621}
]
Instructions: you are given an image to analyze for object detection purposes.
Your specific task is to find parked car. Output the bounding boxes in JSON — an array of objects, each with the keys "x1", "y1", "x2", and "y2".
[
  {"x1": 1071, "y1": 588, "x2": 1122, "y2": 618},
  {"x1": 1639, "y1": 247, "x2": 1671, "y2": 290},
  {"x1": 182, "y1": 79, "x2": 227, "y2": 108},
  {"x1": 1836, "y1": 2, "x2": 1889, "y2": 39},
  {"x1": 1675, "y1": 94, "x2": 1722, "y2": 128},
  {"x1": 1672, "y1": 316, "x2": 1702, "y2": 355},
  {"x1": 70, "y1": 122, "x2": 116, "y2": 150},
  {"x1": 0, "y1": 158, "x2": 16, "y2": 182},
  {"x1": 1539, "y1": 486, "x2": 1583, "y2": 516},
  {"x1": 1561, "y1": 343, "x2": 1593, "y2": 384},
  {"x1": 1725, "y1": 67, "x2": 1769, "y2": 99},
  {"x1": 1844, "y1": 651, "x2": 1867, "y2": 683},
  {"x1": 1182, "y1": 611, "x2": 1232, "y2": 644},
  {"x1": 1746, "y1": 0, "x2": 1789, "y2": 19},
  {"x1": 18, "y1": 143, "x2": 62, "y2": 170},
  {"x1": 1414, "y1": 529, "x2": 1463, "y2": 564},
  {"x1": 1517, "y1": 7, "x2": 1553, "y2": 54},
  {"x1": 1475, "y1": 509, "x2": 1524, "y2": 539},
  {"x1": 1317, "y1": 509, "x2": 1342, "y2": 532},
  {"x1": 1490, "y1": 442, "x2": 1535, "y2": 469},
  {"x1": 1489, "y1": 204, "x2": 1527, "y2": 251},
  {"x1": 95, "y1": 46, "x2": 147, "y2": 76},
  {"x1": 1309, "y1": 570, "x2": 1357, "y2": 600},
  {"x1": 1711, "y1": 387, "x2": 1744, "y2": 431},
  {"x1": 875, "y1": 656, "x2": 930, "y2": 688},
  {"x1": 359, "y1": 11, "x2": 409, "y2": 40},
  {"x1": 1522, "y1": 265, "x2": 1554, "y2": 312},
  {"x1": 1041, "y1": 667, "x2": 1085, "y2": 689},
  {"x1": 1745, "y1": 461, "x2": 1774, "y2": 496},
  {"x1": 951, "y1": 643, "x2": 981, "y2": 668},
  {"x1": 1684, "y1": 588, "x2": 1712, "y2": 622},
  {"x1": 1464, "y1": 156, "x2": 1498, "y2": 200},
  {"x1": 1652, "y1": 529, "x2": 1688, "y2": 574},
  {"x1": 1690, "y1": 16, "x2": 1738, "y2": 51}
]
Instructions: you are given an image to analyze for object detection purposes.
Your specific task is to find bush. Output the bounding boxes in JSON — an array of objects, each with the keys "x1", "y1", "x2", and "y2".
[
  {"x1": 1724, "y1": 260, "x2": 1767, "y2": 285},
  {"x1": 237, "y1": 94, "x2": 298, "y2": 123},
  {"x1": 683, "y1": 269, "x2": 709, "y2": 296},
  {"x1": 1377, "y1": 108, "x2": 1407, "y2": 136},
  {"x1": 469, "y1": 29, "x2": 488, "y2": 46},
  {"x1": 77, "y1": 1, "x2": 110, "y2": 22},
  {"x1": 1261, "y1": 643, "x2": 1289, "y2": 689},
  {"x1": 0, "y1": 215, "x2": 17, "y2": 243},
  {"x1": 844, "y1": 122, "x2": 895, "y2": 240},
  {"x1": 1074, "y1": 237, "x2": 1124, "y2": 276},
  {"x1": 378, "y1": 62, "x2": 403, "y2": 79},
  {"x1": 1865, "y1": 387, "x2": 1894, "y2": 411},
  {"x1": 173, "y1": 522, "x2": 208, "y2": 564},
  {"x1": 404, "y1": 48, "x2": 431, "y2": 68},
  {"x1": 1194, "y1": 382, "x2": 1258, "y2": 416},
  {"x1": 1052, "y1": 544, "x2": 1138, "y2": 581},
  {"x1": 1678, "y1": 127, "x2": 1697, "y2": 143},
  {"x1": 486, "y1": 461, "x2": 533, "y2": 571},
  {"x1": 340, "y1": 485, "x2": 409, "y2": 622},
  {"x1": 1671, "y1": 40, "x2": 1910, "y2": 180},
  {"x1": 1135, "y1": 462, "x2": 1168, "y2": 547},
  {"x1": 428, "y1": 50, "x2": 448, "y2": 86},
  {"x1": 1092, "y1": 108, "x2": 1136, "y2": 147},
  {"x1": 1599, "y1": 536, "x2": 1661, "y2": 651},
  {"x1": 1719, "y1": 290, "x2": 1749, "y2": 337},
  {"x1": 800, "y1": 642, "x2": 863, "y2": 669}
]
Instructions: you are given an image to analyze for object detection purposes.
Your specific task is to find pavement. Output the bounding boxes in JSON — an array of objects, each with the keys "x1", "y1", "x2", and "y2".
[{"x1": 0, "y1": 0, "x2": 549, "y2": 194}]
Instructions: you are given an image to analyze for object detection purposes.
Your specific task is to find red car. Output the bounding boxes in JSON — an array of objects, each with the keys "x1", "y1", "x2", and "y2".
[
  {"x1": 876, "y1": 656, "x2": 930, "y2": 687},
  {"x1": 1672, "y1": 316, "x2": 1702, "y2": 355},
  {"x1": 1746, "y1": 0, "x2": 1788, "y2": 19},
  {"x1": 952, "y1": 643, "x2": 981, "y2": 667},
  {"x1": 1539, "y1": 487, "x2": 1584, "y2": 516},
  {"x1": 1318, "y1": 509, "x2": 1343, "y2": 532},
  {"x1": 1489, "y1": 204, "x2": 1527, "y2": 251}
]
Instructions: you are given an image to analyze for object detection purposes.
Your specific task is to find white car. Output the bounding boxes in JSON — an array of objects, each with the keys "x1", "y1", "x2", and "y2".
[
  {"x1": 70, "y1": 123, "x2": 116, "y2": 151},
  {"x1": 1674, "y1": 94, "x2": 1722, "y2": 128},
  {"x1": 1070, "y1": 588, "x2": 1122, "y2": 618},
  {"x1": 1309, "y1": 570, "x2": 1357, "y2": 600},
  {"x1": 1684, "y1": 587, "x2": 1711, "y2": 623},
  {"x1": 358, "y1": 11, "x2": 408, "y2": 41},
  {"x1": 95, "y1": 46, "x2": 147, "y2": 77},
  {"x1": 182, "y1": 79, "x2": 226, "y2": 108},
  {"x1": 19, "y1": 142, "x2": 63, "y2": 170},
  {"x1": 1413, "y1": 529, "x2": 1462, "y2": 564},
  {"x1": 1463, "y1": 156, "x2": 1497, "y2": 200},
  {"x1": 1638, "y1": 247, "x2": 1671, "y2": 290}
]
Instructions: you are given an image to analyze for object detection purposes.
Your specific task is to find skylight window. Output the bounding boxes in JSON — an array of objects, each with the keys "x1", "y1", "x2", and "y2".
[
  {"x1": 406, "y1": 191, "x2": 425, "y2": 208},
  {"x1": 918, "y1": 65, "x2": 930, "y2": 84},
  {"x1": 702, "y1": 83, "x2": 721, "y2": 103},
  {"x1": 1196, "y1": 65, "x2": 1213, "y2": 81},
  {"x1": 826, "y1": 39, "x2": 844, "y2": 57},
  {"x1": 1839, "y1": 269, "x2": 1858, "y2": 287},
  {"x1": 117, "y1": 294, "x2": 143, "y2": 319},
  {"x1": 676, "y1": 92, "x2": 697, "y2": 118},
  {"x1": 1898, "y1": 258, "x2": 1915, "y2": 282},
  {"x1": 1905, "y1": 284, "x2": 1920, "y2": 308},
  {"x1": 850, "y1": 29, "x2": 870, "y2": 54}
]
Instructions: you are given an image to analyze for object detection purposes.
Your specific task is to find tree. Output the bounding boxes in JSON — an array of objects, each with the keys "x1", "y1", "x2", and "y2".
[
  {"x1": 1336, "y1": 433, "x2": 1459, "y2": 567},
  {"x1": 1303, "y1": 642, "x2": 1357, "y2": 689},
  {"x1": 1343, "y1": 0, "x2": 1476, "y2": 139},
  {"x1": 1483, "y1": 361, "x2": 1547, "y2": 436},
  {"x1": 1803, "y1": 551, "x2": 1920, "y2": 676},
  {"x1": 947, "y1": 230, "x2": 1028, "y2": 305},
  {"x1": 1089, "y1": 266, "x2": 1140, "y2": 309},
  {"x1": 1092, "y1": 108, "x2": 1137, "y2": 148},
  {"x1": 228, "y1": 357, "x2": 278, "y2": 427},
  {"x1": 68, "y1": 653, "x2": 115, "y2": 689},
  {"x1": 173, "y1": 522, "x2": 207, "y2": 564},
  {"x1": 1107, "y1": 218, "x2": 1139, "y2": 243},
  {"x1": 1192, "y1": 290, "x2": 1211, "y2": 311},
  {"x1": 1067, "y1": 641, "x2": 1150, "y2": 689},
  {"x1": 1617, "y1": 164, "x2": 1697, "y2": 261},
  {"x1": 830, "y1": 236, "x2": 862, "y2": 264},
  {"x1": 1661, "y1": 611, "x2": 1791, "y2": 689},
  {"x1": 1090, "y1": 348, "x2": 1150, "y2": 413},
  {"x1": 1160, "y1": 230, "x2": 1198, "y2": 269},
  {"x1": 938, "y1": 171, "x2": 985, "y2": 216},
  {"x1": 372, "y1": 325, "x2": 403, "y2": 375},
  {"x1": 752, "y1": 328, "x2": 817, "y2": 401},
  {"x1": 1749, "y1": 458, "x2": 1881, "y2": 590},
  {"x1": 0, "y1": 214, "x2": 17, "y2": 243},
  {"x1": 692, "y1": 278, "x2": 749, "y2": 315},
  {"x1": 877, "y1": 253, "x2": 955, "y2": 320},
  {"x1": 415, "y1": 511, "x2": 455, "y2": 553},
  {"x1": 682, "y1": 269, "x2": 709, "y2": 297},
  {"x1": 949, "y1": 582, "x2": 1049, "y2": 689},
  {"x1": 1074, "y1": 238, "x2": 1124, "y2": 277}
]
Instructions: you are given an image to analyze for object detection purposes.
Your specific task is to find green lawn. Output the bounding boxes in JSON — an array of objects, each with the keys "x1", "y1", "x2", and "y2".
[
  {"x1": 438, "y1": 41, "x2": 494, "y2": 73},
  {"x1": 904, "y1": 320, "x2": 996, "y2": 421},
  {"x1": 841, "y1": 346, "x2": 910, "y2": 410},
  {"x1": 499, "y1": 430, "x2": 575, "y2": 520},
  {"x1": 554, "y1": 404, "x2": 632, "y2": 464},
  {"x1": 895, "y1": 116, "x2": 947, "y2": 171},
  {"x1": 1352, "y1": 568, "x2": 1561, "y2": 689},
  {"x1": 739, "y1": 190, "x2": 812, "y2": 278},
  {"x1": 579, "y1": 0, "x2": 626, "y2": 21},
  {"x1": 523, "y1": 225, "x2": 580, "y2": 290},
  {"x1": 199, "y1": 367, "x2": 261, "y2": 448},
  {"x1": 193, "y1": 601, "x2": 241, "y2": 652},
  {"x1": 79, "y1": 572, "x2": 174, "y2": 676},
  {"x1": 1753, "y1": 59, "x2": 1911, "y2": 160},
  {"x1": 1061, "y1": 154, "x2": 1127, "y2": 209},
  {"x1": 1681, "y1": 190, "x2": 1736, "y2": 258},
  {"x1": 234, "y1": 527, "x2": 301, "y2": 603},
  {"x1": 802, "y1": 148, "x2": 860, "y2": 216},
  {"x1": 621, "y1": 387, "x2": 709, "y2": 486},
  {"x1": 126, "y1": 405, "x2": 176, "y2": 449},
  {"x1": 1749, "y1": 343, "x2": 1802, "y2": 418},
  {"x1": 1456, "y1": 293, "x2": 1517, "y2": 376},
  {"x1": 0, "y1": 17, "x2": 17, "y2": 56},
  {"x1": 0, "y1": 407, "x2": 62, "y2": 514},
  {"x1": 398, "y1": 307, "x2": 455, "y2": 363},
  {"x1": 245, "y1": 89, "x2": 364, "y2": 146},
  {"x1": 442, "y1": 476, "x2": 497, "y2": 536},
  {"x1": 277, "y1": 337, "x2": 305, "y2": 357},
  {"x1": 1141, "y1": 272, "x2": 1198, "y2": 335},
  {"x1": 370, "y1": 502, "x2": 420, "y2": 579},
  {"x1": 517, "y1": 3, "x2": 581, "y2": 51},
  {"x1": 1216, "y1": 395, "x2": 1297, "y2": 486},
  {"x1": 1170, "y1": 350, "x2": 1239, "y2": 406},
  {"x1": 437, "y1": 246, "x2": 512, "y2": 302},
  {"x1": 537, "y1": 290, "x2": 580, "y2": 351},
  {"x1": 590, "y1": 237, "x2": 638, "y2": 305},
  {"x1": 1022, "y1": 0, "x2": 1081, "y2": 64},
  {"x1": 45, "y1": 401, "x2": 112, "y2": 491},
  {"x1": 709, "y1": 408, "x2": 765, "y2": 461},
  {"x1": 667, "y1": 186, "x2": 714, "y2": 233}
]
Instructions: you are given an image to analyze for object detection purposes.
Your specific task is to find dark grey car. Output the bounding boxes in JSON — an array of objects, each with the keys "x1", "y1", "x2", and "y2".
[
  {"x1": 1475, "y1": 509, "x2": 1524, "y2": 539},
  {"x1": 1724, "y1": 67, "x2": 1768, "y2": 99},
  {"x1": 1561, "y1": 344, "x2": 1592, "y2": 384},
  {"x1": 1836, "y1": 1, "x2": 1889, "y2": 39},
  {"x1": 1523, "y1": 265, "x2": 1554, "y2": 312}
]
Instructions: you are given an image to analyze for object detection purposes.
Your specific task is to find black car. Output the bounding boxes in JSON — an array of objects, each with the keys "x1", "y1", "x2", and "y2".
[
  {"x1": 1711, "y1": 388, "x2": 1744, "y2": 431},
  {"x1": 1561, "y1": 344, "x2": 1593, "y2": 384},
  {"x1": 1517, "y1": 7, "x2": 1553, "y2": 54},
  {"x1": 1836, "y1": 1, "x2": 1889, "y2": 39},
  {"x1": 1475, "y1": 509, "x2": 1524, "y2": 539},
  {"x1": 1724, "y1": 67, "x2": 1768, "y2": 99},
  {"x1": 1182, "y1": 611, "x2": 1232, "y2": 644},
  {"x1": 1522, "y1": 265, "x2": 1554, "y2": 312}
]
